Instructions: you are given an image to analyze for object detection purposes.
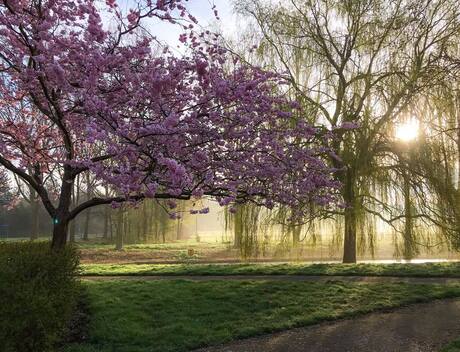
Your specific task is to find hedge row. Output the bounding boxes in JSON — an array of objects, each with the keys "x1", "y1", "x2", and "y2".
[{"x1": 0, "y1": 241, "x2": 81, "y2": 352}]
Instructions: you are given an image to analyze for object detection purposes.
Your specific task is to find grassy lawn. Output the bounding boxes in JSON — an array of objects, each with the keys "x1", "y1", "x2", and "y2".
[
  {"x1": 81, "y1": 262, "x2": 460, "y2": 278},
  {"x1": 63, "y1": 280, "x2": 460, "y2": 352},
  {"x1": 76, "y1": 240, "x2": 234, "y2": 264},
  {"x1": 443, "y1": 340, "x2": 460, "y2": 352}
]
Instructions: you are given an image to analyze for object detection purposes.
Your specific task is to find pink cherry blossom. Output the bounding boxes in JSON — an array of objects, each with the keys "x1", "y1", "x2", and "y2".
[{"x1": 0, "y1": 0, "x2": 341, "y2": 249}]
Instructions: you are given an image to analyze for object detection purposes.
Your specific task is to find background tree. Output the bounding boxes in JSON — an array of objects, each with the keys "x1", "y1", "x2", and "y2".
[
  {"x1": 13, "y1": 174, "x2": 41, "y2": 240},
  {"x1": 0, "y1": 168, "x2": 10, "y2": 206},
  {"x1": 235, "y1": 0, "x2": 460, "y2": 262}
]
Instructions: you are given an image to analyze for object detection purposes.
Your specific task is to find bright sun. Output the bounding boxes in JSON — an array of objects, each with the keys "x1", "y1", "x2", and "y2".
[{"x1": 395, "y1": 118, "x2": 419, "y2": 142}]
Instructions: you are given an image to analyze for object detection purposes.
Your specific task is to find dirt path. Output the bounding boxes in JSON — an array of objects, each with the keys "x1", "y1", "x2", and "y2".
[
  {"x1": 194, "y1": 299, "x2": 460, "y2": 352},
  {"x1": 81, "y1": 274, "x2": 460, "y2": 285}
]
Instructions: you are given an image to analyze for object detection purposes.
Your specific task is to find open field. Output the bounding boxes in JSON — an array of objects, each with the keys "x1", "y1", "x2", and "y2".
[
  {"x1": 4, "y1": 238, "x2": 459, "y2": 264},
  {"x1": 76, "y1": 239, "x2": 460, "y2": 264},
  {"x1": 62, "y1": 280, "x2": 460, "y2": 352},
  {"x1": 77, "y1": 240, "x2": 237, "y2": 264}
]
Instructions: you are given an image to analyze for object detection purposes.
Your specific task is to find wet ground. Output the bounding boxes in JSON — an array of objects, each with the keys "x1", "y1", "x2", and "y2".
[{"x1": 194, "y1": 299, "x2": 460, "y2": 352}]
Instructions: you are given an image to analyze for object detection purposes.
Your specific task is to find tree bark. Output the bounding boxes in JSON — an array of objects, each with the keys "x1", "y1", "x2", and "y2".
[
  {"x1": 142, "y1": 202, "x2": 148, "y2": 242},
  {"x1": 69, "y1": 219, "x2": 76, "y2": 243},
  {"x1": 83, "y1": 208, "x2": 91, "y2": 241},
  {"x1": 109, "y1": 211, "x2": 113, "y2": 240},
  {"x1": 50, "y1": 166, "x2": 74, "y2": 251},
  {"x1": 115, "y1": 207, "x2": 124, "y2": 250},
  {"x1": 402, "y1": 168, "x2": 414, "y2": 259},
  {"x1": 176, "y1": 202, "x2": 183, "y2": 240},
  {"x1": 30, "y1": 190, "x2": 40, "y2": 240},
  {"x1": 103, "y1": 205, "x2": 109, "y2": 240},
  {"x1": 83, "y1": 172, "x2": 91, "y2": 241},
  {"x1": 456, "y1": 90, "x2": 460, "y2": 241},
  {"x1": 70, "y1": 174, "x2": 80, "y2": 242},
  {"x1": 51, "y1": 219, "x2": 69, "y2": 251},
  {"x1": 292, "y1": 226, "x2": 301, "y2": 246},
  {"x1": 342, "y1": 168, "x2": 357, "y2": 263}
]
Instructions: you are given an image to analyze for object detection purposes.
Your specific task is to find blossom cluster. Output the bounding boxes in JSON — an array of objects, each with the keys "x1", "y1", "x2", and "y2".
[{"x1": 0, "y1": 0, "x2": 340, "y2": 219}]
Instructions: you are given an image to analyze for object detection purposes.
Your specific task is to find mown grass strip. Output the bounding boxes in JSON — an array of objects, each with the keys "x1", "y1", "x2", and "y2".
[
  {"x1": 63, "y1": 280, "x2": 460, "y2": 352},
  {"x1": 81, "y1": 262, "x2": 460, "y2": 278}
]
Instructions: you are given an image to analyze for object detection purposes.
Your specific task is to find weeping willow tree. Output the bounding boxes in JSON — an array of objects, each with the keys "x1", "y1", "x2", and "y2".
[
  {"x1": 225, "y1": 204, "x2": 265, "y2": 258},
  {"x1": 112, "y1": 199, "x2": 194, "y2": 247},
  {"x1": 230, "y1": 0, "x2": 460, "y2": 262},
  {"x1": 403, "y1": 79, "x2": 460, "y2": 251}
]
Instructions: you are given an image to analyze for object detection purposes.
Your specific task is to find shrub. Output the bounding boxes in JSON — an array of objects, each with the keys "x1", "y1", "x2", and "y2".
[{"x1": 0, "y1": 241, "x2": 81, "y2": 352}]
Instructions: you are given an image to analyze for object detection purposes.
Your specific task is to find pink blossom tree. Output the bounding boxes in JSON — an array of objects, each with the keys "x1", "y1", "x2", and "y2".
[{"x1": 0, "y1": 0, "x2": 340, "y2": 250}]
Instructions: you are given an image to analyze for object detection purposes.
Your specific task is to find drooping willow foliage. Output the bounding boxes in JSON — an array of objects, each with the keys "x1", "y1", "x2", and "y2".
[
  {"x1": 224, "y1": 0, "x2": 460, "y2": 261},
  {"x1": 224, "y1": 204, "x2": 268, "y2": 258},
  {"x1": 106, "y1": 199, "x2": 192, "y2": 247}
]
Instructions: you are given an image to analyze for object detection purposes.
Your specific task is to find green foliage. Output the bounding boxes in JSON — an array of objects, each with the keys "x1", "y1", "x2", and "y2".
[
  {"x1": 225, "y1": 203, "x2": 265, "y2": 258},
  {"x1": 64, "y1": 280, "x2": 460, "y2": 352},
  {"x1": 0, "y1": 241, "x2": 81, "y2": 352},
  {"x1": 442, "y1": 339, "x2": 460, "y2": 352},
  {"x1": 81, "y1": 262, "x2": 460, "y2": 278}
]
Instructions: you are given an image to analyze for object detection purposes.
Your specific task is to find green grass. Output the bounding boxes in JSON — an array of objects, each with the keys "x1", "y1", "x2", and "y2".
[
  {"x1": 442, "y1": 339, "x2": 460, "y2": 352},
  {"x1": 63, "y1": 280, "x2": 460, "y2": 352},
  {"x1": 81, "y1": 262, "x2": 460, "y2": 278}
]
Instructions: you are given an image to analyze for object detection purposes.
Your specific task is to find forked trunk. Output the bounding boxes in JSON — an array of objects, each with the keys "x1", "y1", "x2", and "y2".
[
  {"x1": 51, "y1": 220, "x2": 69, "y2": 251},
  {"x1": 50, "y1": 167, "x2": 74, "y2": 251}
]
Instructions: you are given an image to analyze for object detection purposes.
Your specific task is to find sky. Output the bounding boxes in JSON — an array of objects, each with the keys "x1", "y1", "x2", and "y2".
[
  {"x1": 114, "y1": 0, "x2": 239, "y2": 48},
  {"x1": 165, "y1": 0, "x2": 239, "y2": 46}
]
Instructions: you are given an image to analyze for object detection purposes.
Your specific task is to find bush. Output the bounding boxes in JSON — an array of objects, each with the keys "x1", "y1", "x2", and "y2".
[{"x1": 0, "y1": 241, "x2": 81, "y2": 352}]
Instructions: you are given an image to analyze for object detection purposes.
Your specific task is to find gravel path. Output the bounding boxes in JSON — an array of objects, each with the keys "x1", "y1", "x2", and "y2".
[
  {"x1": 194, "y1": 299, "x2": 460, "y2": 352},
  {"x1": 81, "y1": 274, "x2": 460, "y2": 284}
]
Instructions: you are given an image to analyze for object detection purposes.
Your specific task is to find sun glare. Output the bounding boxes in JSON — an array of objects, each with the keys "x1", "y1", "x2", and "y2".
[{"x1": 395, "y1": 118, "x2": 419, "y2": 142}]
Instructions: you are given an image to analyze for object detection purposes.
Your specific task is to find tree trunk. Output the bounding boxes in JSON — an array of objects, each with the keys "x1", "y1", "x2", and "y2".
[
  {"x1": 456, "y1": 90, "x2": 460, "y2": 244},
  {"x1": 50, "y1": 166, "x2": 74, "y2": 251},
  {"x1": 83, "y1": 172, "x2": 91, "y2": 240},
  {"x1": 30, "y1": 191, "x2": 40, "y2": 240},
  {"x1": 342, "y1": 168, "x2": 357, "y2": 263},
  {"x1": 51, "y1": 219, "x2": 69, "y2": 251},
  {"x1": 457, "y1": 90, "x2": 460, "y2": 192},
  {"x1": 103, "y1": 205, "x2": 109, "y2": 240},
  {"x1": 153, "y1": 201, "x2": 161, "y2": 242},
  {"x1": 109, "y1": 211, "x2": 113, "y2": 240},
  {"x1": 124, "y1": 212, "x2": 130, "y2": 243},
  {"x1": 176, "y1": 218, "x2": 182, "y2": 240},
  {"x1": 402, "y1": 169, "x2": 414, "y2": 260},
  {"x1": 233, "y1": 207, "x2": 242, "y2": 249},
  {"x1": 115, "y1": 208, "x2": 124, "y2": 250},
  {"x1": 69, "y1": 219, "x2": 76, "y2": 243},
  {"x1": 69, "y1": 174, "x2": 80, "y2": 243},
  {"x1": 83, "y1": 208, "x2": 91, "y2": 240},
  {"x1": 142, "y1": 202, "x2": 148, "y2": 242},
  {"x1": 292, "y1": 226, "x2": 301, "y2": 246}
]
